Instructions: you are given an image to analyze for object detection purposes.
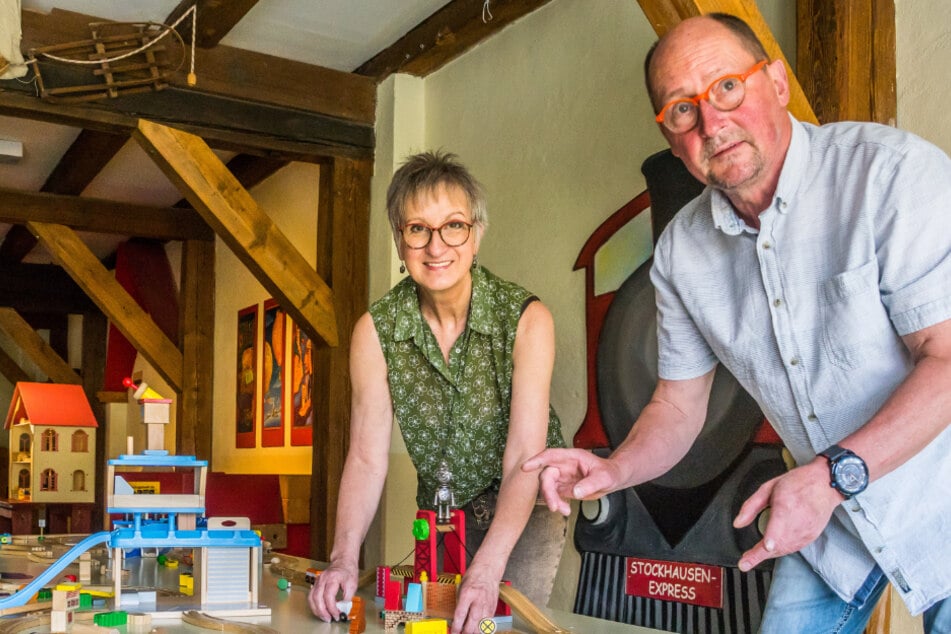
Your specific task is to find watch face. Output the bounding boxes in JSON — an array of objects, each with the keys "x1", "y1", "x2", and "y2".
[{"x1": 835, "y1": 455, "x2": 869, "y2": 494}]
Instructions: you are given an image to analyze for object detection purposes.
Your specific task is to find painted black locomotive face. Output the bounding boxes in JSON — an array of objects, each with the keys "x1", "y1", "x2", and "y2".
[
  {"x1": 583, "y1": 258, "x2": 779, "y2": 560},
  {"x1": 573, "y1": 150, "x2": 787, "y2": 633}
]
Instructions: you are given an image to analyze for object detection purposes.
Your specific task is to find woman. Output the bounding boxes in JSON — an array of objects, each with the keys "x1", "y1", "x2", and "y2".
[{"x1": 308, "y1": 151, "x2": 566, "y2": 634}]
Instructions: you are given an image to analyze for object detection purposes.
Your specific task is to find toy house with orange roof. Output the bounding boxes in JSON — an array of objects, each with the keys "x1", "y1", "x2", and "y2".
[{"x1": 4, "y1": 382, "x2": 98, "y2": 503}]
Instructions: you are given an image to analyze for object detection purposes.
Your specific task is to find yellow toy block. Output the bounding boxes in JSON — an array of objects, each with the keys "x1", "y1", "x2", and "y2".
[
  {"x1": 405, "y1": 618, "x2": 448, "y2": 634},
  {"x1": 179, "y1": 572, "x2": 194, "y2": 596}
]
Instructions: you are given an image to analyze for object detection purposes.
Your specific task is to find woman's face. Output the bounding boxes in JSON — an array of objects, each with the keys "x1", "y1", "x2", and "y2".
[{"x1": 399, "y1": 183, "x2": 480, "y2": 296}]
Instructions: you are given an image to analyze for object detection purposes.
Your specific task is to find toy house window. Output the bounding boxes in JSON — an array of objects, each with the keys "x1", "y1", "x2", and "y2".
[
  {"x1": 72, "y1": 470, "x2": 86, "y2": 491},
  {"x1": 40, "y1": 469, "x2": 57, "y2": 492},
  {"x1": 17, "y1": 469, "x2": 29, "y2": 489},
  {"x1": 18, "y1": 433, "x2": 30, "y2": 453},
  {"x1": 41, "y1": 429, "x2": 58, "y2": 452},
  {"x1": 72, "y1": 430, "x2": 89, "y2": 452}
]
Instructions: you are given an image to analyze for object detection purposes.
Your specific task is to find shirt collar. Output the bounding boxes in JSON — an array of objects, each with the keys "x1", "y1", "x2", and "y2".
[
  {"x1": 710, "y1": 113, "x2": 807, "y2": 235},
  {"x1": 391, "y1": 265, "x2": 496, "y2": 342}
]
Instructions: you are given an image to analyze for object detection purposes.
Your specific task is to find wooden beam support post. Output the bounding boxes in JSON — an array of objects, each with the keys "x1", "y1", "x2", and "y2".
[
  {"x1": 82, "y1": 310, "x2": 107, "y2": 531},
  {"x1": 0, "y1": 307, "x2": 81, "y2": 384},
  {"x1": 636, "y1": 0, "x2": 818, "y2": 124},
  {"x1": 796, "y1": 0, "x2": 895, "y2": 125},
  {"x1": 25, "y1": 221, "x2": 184, "y2": 391},
  {"x1": 133, "y1": 118, "x2": 340, "y2": 349},
  {"x1": 310, "y1": 157, "x2": 372, "y2": 561},
  {"x1": 178, "y1": 239, "x2": 215, "y2": 461}
]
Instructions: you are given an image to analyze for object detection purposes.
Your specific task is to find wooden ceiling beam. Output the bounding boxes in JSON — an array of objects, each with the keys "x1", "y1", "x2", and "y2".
[
  {"x1": 0, "y1": 86, "x2": 370, "y2": 163},
  {"x1": 0, "y1": 263, "x2": 96, "y2": 314},
  {"x1": 166, "y1": 0, "x2": 259, "y2": 48},
  {"x1": 0, "y1": 307, "x2": 81, "y2": 384},
  {"x1": 355, "y1": 0, "x2": 555, "y2": 80},
  {"x1": 20, "y1": 8, "x2": 375, "y2": 126},
  {"x1": 133, "y1": 119, "x2": 340, "y2": 349},
  {"x1": 25, "y1": 221, "x2": 184, "y2": 391},
  {"x1": 0, "y1": 129, "x2": 129, "y2": 263},
  {"x1": 0, "y1": 187, "x2": 214, "y2": 241},
  {"x1": 635, "y1": 0, "x2": 818, "y2": 124}
]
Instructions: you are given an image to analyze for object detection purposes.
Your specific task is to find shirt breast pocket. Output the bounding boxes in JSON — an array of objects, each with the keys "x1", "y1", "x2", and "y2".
[{"x1": 819, "y1": 259, "x2": 892, "y2": 370}]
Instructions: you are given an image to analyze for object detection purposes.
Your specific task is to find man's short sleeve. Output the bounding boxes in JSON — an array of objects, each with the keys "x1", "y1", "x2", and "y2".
[{"x1": 876, "y1": 136, "x2": 951, "y2": 335}]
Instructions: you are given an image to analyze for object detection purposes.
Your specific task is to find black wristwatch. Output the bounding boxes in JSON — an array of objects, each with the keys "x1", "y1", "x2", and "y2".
[{"x1": 819, "y1": 444, "x2": 869, "y2": 499}]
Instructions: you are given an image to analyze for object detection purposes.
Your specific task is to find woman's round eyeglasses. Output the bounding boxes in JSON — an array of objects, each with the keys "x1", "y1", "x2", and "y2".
[{"x1": 400, "y1": 220, "x2": 474, "y2": 249}]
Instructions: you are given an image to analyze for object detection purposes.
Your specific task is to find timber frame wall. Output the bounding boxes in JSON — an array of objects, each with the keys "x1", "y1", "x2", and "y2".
[{"x1": 0, "y1": 0, "x2": 894, "y2": 561}]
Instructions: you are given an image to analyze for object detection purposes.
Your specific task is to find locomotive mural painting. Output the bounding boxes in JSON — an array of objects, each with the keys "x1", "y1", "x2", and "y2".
[{"x1": 571, "y1": 150, "x2": 788, "y2": 634}]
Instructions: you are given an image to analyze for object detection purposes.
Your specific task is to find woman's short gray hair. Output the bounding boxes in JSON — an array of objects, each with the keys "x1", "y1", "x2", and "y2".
[{"x1": 386, "y1": 150, "x2": 488, "y2": 238}]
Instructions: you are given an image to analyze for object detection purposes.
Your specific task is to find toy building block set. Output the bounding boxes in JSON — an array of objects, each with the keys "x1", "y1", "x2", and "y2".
[
  {"x1": 0, "y1": 381, "x2": 268, "y2": 630},
  {"x1": 372, "y1": 508, "x2": 510, "y2": 634}
]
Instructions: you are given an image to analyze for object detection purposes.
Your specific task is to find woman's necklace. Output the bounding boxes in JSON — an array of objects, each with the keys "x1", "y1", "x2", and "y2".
[{"x1": 435, "y1": 309, "x2": 473, "y2": 524}]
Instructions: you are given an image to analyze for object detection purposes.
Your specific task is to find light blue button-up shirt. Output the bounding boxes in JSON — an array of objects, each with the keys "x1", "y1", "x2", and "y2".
[{"x1": 651, "y1": 115, "x2": 951, "y2": 614}]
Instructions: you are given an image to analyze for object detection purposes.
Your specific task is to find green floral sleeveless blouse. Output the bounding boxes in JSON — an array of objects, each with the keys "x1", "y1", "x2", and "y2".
[{"x1": 370, "y1": 265, "x2": 565, "y2": 509}]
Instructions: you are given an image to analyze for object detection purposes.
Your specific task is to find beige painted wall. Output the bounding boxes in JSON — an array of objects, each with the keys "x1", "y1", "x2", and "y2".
[
  {"x1": 374, "y1": 0, "x2": 665, "y2": 611},
  {"x1": 211, "y1": 162, "x2": 321, "y2": 474},
  {"x1": 896, "y1": 0, "x2": 951, "y2": 155},
  {"x1": 370, "y1": 0, "x2": 948, "y2": 616}
]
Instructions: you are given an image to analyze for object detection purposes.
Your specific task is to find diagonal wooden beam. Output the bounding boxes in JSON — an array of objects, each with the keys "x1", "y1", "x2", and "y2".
[
  {"x1": 0, "y1": 307, "x2": 81, "y2": 384},
  {"x1": 43, "y1": 129, "x2": 130, "y2": 195},
  {"x1": 173, "y1": 154, "x2": 289, "y2": 209},
  {"x1": 355, "y1": 0, "x2": 556, "y2": 80},
  {"x1": 636, "y1": 0, "x2": 818, "y2": 124},
  {"x1": 0, "y1": 344, "x2": 32, "y2": 385},
  {"x1": 133, "y1": 119, "x2": 339, "y2": 348},
  {"x1": 165, "y1": 0, "x2": 259, "y2": 48},
  {"x1": 25, "y1": 221, "x2": 184, "y2": 391}
]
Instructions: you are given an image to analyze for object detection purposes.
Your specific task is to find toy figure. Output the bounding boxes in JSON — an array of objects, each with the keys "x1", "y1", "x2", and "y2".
[{"x1": 434, "y1": 462, "x2": 455, "y2": 524}]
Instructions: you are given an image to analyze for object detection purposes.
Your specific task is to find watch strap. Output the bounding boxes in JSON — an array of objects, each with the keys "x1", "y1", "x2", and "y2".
[{"x1": 819, "y1": 444, "x2": 850, "y2": 462}]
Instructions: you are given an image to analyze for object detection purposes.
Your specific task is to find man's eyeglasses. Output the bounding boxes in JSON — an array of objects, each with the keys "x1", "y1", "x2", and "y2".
[
  {"x1": 400, "y1": 220, "x2": 474, "y2": 249},
  {"x1": 654, "y1": 60, "x2": 768, "y2": 134}
]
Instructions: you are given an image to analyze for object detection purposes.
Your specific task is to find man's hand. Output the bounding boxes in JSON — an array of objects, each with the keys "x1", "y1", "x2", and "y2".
[
  {"x1": 308, "y1": 560, "x2": 357, "y2": 621},
  {"x1": 451, "y1": 566, "x2": 501, "y2": 634},
  {"x1": 733, "y1": 460, "x2": 843, "y2": 571},
  {"x1": 522, "y1": 448, "x2": 621, "y2": 515}
]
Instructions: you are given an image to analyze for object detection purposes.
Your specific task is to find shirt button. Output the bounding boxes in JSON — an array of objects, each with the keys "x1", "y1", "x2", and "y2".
[
  {"x1": 773, "y1": 298, "x2": 783, "y2": 307},
  {"x1": 762, "y1": 241, "x2": 772, "y2": 249},
  {"x1": 789, "y1": 357, "x2": 800, "y2": 366},
  {"x1": 807, "y1": 414, "x2": 818, "y2": 421},
  {"x1": 850, "y1": 502, "x2": 861, "y2": 512}
]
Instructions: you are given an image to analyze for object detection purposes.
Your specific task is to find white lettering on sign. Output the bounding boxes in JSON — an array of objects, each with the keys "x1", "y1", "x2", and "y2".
[{"x1": 625, "y1": 557, "x2": 723, "y2": 609}]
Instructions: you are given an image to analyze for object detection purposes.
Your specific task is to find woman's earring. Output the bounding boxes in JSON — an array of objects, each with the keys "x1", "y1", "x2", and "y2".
[
  {"x1": 472, "y1": 254, "x2": 479, "y2": 269},
  {"x1": 399, "y1": 262, "x2": 406, "y2": 274}
]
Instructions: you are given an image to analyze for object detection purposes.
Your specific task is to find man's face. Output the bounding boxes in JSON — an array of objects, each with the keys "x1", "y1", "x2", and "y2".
[{"x1": 649, "y1": 20, "x2": 790, "y2": 200}]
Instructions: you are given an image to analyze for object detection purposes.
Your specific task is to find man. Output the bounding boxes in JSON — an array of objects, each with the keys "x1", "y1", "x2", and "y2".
[{"x1": 525, "y1": 13, "x2": 951, "y2": 633}]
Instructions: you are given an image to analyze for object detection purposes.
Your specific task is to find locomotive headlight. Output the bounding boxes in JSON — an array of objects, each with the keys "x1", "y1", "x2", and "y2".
[{"x1": 581, "y1": 496, "x2": 611, "y2": 525}]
